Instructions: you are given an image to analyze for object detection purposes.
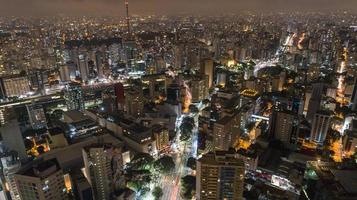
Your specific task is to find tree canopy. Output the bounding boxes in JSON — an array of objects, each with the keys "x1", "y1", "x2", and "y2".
[
  {"x1": 153, "y1": 155, "x2": 175, "y2": 174},
  {"x1": 152, "y1": 186, "x2": 163, "y2": 200},
  {"x1": 181, "y1": 175, "x2": 196, "y2": 199}
]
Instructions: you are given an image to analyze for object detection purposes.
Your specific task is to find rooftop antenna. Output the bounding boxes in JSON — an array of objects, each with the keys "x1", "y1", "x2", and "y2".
[{"x1": 124, "y1": 0, "x2": 130, "y2": 34}]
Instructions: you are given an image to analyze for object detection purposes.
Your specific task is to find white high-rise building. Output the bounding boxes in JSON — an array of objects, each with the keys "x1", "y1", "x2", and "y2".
[
  {"x1": 310, "y1": 111, "x2": 332, "y2": 143},
  {"x1": 82, "y1": 144, "x2": 123, "y2": 200},
  {"x1": 14, "y1": 158, "x2": 68, "y2": 200}
]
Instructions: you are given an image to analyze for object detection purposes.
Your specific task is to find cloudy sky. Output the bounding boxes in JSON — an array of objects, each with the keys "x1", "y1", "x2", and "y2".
[{"x1": 0, "y1": 0, "x2": 356, "y2": 16}]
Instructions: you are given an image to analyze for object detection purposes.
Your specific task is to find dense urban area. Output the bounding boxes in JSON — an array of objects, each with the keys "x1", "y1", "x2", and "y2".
[{"x1": 0, "y1": 8, "x2": 356, "y2": 200}]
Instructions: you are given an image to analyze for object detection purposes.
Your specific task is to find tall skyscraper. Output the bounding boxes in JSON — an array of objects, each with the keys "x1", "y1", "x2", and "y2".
[
  {"x1": 14, "y1": 158, "x2": 68, "y2": 200},
  {"x1": 196, "y1": 151, "x2": 245, "y2": 200},
  {"x1": 124, "y1": 87, "x2": 144, "y2": 117},
  {"x1": 306, "y1": 83, "x2": 326, "y2": 121},
  {"x1": 269, "y1": 110, "x2": 297, "y2": 146},
  {"x1": 213, "y1": 115, "x2": 240, "y2": 151},
  {"x1": 190, "y1": 75, "x2": 209, "y2": 103},
  {"x1": 200, "y1": 58, "x2": 214, "y2": 88},
  {"x1": 64, "y1": 83, "x2": 85, "y2": 111},
  {"x1": 78, "y1": 54, "x2": 89, "y2": 82},
  {"x1": 351, "y1": 78, "x2": 357, "y2": 111},
  {"x1": 310, "y1": 110, "x2": 332, "y2": 143},
  {"x1": 82, "y1": 144, "x2": 122, "y2": 200},
  {"x1": 114, "y1": 83, "x2": 125, "y2": 110},
  {"x1": 124, "y1": 0, "x2": 130, "y2": 34}
]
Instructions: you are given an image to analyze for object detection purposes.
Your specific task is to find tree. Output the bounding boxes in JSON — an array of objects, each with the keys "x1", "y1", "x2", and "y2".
[
  {"x1": 202, "y1": 99, "x2": 210, "y2": 105},
  {"x1": 180, "y1": 116, "x2": 195, "y2": 142},
  {"x1": 186, "y1": 157, "x2": 196, "y2": 170},
  {"x1": 129, "y1": 153, "x2": 154, "y2": 170},
  {"x1": 327, "y1": 129, "x2": 341, "y2": 142},
  {"x1": 152, "y1": 186, "x2": 163, "y2": 200},
  {"x1": 52, "y1": 109, "x2": 64, "y2": 120},
  {"x1": 189, "y1": 104, "x2": 199, "y2": 114},
  {"x1": 37, "y1": 145, "x2": 45, "y2": 154},
  {"x1": 126, "y1": 170, "x2": 152, "y2": 193},
  {"x1": 154, "y1": 156, "x2": 175, "y2": 174},
  {"x1": 181, "y1": 175, "x2": 196, "y2": 199}
]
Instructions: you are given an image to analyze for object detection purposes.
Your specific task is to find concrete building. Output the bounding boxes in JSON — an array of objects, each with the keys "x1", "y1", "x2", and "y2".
[
  {"x1": 200, "y1": 58, "x2": 214, "y2": 88},
  {"x1": 0, "y1": 75, "x2": 30, "y2": 99},
  {"x1": 190, "y1": 75, "x2": 209, "y2": 103},
  {"x1": 82, "y1": 143, "x2": 123, "y2": 200},
  {"x1": 124, "y1": 88, "x2": 144, "y2": 117},
  {"x1": 152, "y1": 125, "x2": 170, "y2": 152},
  {"x1": 0, "y1": 152, "x2": 21, "y2": 200},
  {"x1": 64, "y1": 82, "x2": 85, "y2": 111},
  {"x1": 14, "y1": 158, "x2": 68, "y2": 200},
  {"x1": 26, "y1": 102, "x2": 47, "y2": 129},
  {"x1": 269, "y1": 110, "x2": 297, "y2": 147},
  {"x1": 196, "y1": 151, "x2": 245, "y2": 200},
  {"x1": 310, "y1": 110, "x2": 332, "y2": 143},
  {"x1": 0, "y1": 118, "x2": 27, "y2": 161}
]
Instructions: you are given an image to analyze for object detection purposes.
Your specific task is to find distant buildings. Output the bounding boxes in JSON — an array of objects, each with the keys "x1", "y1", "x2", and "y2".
[{"x1": 196, "y1": 151, "x2": 245, "y2": 200}]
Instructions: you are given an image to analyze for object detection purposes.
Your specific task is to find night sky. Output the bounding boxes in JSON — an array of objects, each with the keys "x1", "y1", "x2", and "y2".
[{"x1": 0, "y1": 0, "x2": 356, "y2": 16}]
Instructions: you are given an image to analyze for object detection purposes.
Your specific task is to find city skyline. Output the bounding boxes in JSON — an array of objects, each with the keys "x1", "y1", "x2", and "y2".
[
  {"x1": 0, "y1": 0, "x2": 357, "y2": 16},
  {"x1": 0, "y1": 1, "x2": 356, "y2": 200}
]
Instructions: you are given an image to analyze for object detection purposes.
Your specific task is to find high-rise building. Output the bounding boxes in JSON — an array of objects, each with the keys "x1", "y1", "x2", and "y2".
[
  {"x1": 166, "y1": 83, "x2": 181, "y2": 103},
  {"x1": 342, "y1": 130, "x2": 357, "y2": 156},
  {"x1": 200, "y1": 58, "x2": 214, "y2": 88},
  {"x1": 14, "y1": 158, "x2": 68, "y2": 200},
  {"x1": 152, "y1": 125, "x2": 170, "y2": 152},
  {"x1": 142, "y1": 74, "x2": 167, "y2": 99},
  {"x1": 78, "y1": 54, "x2": 89, "y2": 82},
  {"x1": 0, "y1": 117, "x2": 27, "y2": 161},
  {"x1": 351, "y1": 78, "x2": 357, "y2": 111},
  {"x1": 0, "y1": 75, "x2": 30, "y2": 99},
  {"x1": 310, "y1": 110, "x2": 332, "y2": 143},
  {"x1": 64, "y1": 83, "x2": 85, "y2": 111},
  {"x1": 0, "y1": 152, "x2": 21, "y2": 200},
  {"x1": 269, "y1": 110, "x2": 297, "y2": 146},
  {"x1": 124, "y1": 87, "x2": 144, "y2": 117},
  {"x1": 82, "y1": 144, "x2": 122, "y2": 200},
  {"x1": 59, "y1": 63, "x2": 76, "y2": 82},
  {"x1": 196, "y1": 151, "x2": 245, "y2": 200},
  {"x1": 307, "y1": 83, "x2": 326, "y2": 121},
  {"x1": 190, "y1": 75, "x2": 209, "y2": 103},
  {"x1": 26, "y1": 102, "x2": 47, "y2": 129},
  {"x1": 212, "y1": 115, "x2": 241, "y2": 151},
  {"x1": 114, "y1": 83, "x2": 125, "y2": 110}
]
